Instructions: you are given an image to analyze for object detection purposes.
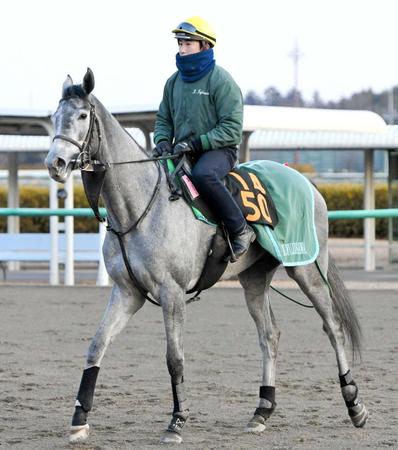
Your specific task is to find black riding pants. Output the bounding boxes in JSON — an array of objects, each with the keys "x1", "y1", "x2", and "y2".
[{"x1": 191, "y1": 148, "x2": 246, "y2": 235}]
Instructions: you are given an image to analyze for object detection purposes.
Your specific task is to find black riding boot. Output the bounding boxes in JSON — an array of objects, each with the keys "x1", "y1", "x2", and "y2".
[{"x1": 231, "y1": 224, "x2": 256, "y2": 262}]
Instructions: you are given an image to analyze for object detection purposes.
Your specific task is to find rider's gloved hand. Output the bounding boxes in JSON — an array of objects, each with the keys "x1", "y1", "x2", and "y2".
[
  {"x1": 173, "y1": 139, "x2": 202, "y2": 156},
  {"x1": 152, "y1": 140, "x2": 172, "y2": 157}
]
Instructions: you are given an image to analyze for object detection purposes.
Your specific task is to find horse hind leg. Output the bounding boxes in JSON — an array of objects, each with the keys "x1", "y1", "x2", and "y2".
[
  {"x1": 69, "y1": 285, "x2": 145, "y2": 443},
  {"x1": 327, "y1": 257, "x2": 369, "y2": 427},
  {"x1": 238, "y1": 256, "x2": 280, "y2": 433},
  {"x1": 286, "y1": 256, "x2": 369, "y2": 428}
]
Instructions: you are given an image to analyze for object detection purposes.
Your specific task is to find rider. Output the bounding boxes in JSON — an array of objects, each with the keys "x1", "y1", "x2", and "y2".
[{"x1": 153, "y1": 16, "x2": 255, "y2": 261}]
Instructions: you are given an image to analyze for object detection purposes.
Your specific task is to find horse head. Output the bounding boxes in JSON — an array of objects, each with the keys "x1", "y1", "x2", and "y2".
[{"x1": 45, "y1": 68, "x2": 96, "y2": 183}]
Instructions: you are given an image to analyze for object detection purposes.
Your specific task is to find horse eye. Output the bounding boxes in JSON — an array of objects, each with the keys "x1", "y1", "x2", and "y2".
[{"x1": 79, "y1": 113, "x2": 88, "y2": 120}]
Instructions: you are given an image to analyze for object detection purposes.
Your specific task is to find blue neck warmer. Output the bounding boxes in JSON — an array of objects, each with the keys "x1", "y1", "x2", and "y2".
[{"x1": 175, "y1": 48, "x2": 215, "y2": 83}]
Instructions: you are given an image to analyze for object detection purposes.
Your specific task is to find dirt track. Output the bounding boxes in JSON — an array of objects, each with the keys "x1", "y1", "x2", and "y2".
[{"x1": 0, "y1": 286, "x2": 397, "y2": 449}]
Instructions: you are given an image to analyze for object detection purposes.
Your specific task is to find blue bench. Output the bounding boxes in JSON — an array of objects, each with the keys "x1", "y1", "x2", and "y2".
[{"x1": 0, "y1": 233, "x2": 101, "y2": 280}]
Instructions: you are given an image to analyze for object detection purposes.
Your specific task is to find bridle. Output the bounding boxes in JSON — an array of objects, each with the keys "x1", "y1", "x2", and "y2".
[
  {"x1": 52, "y1": 99, "x2": 178, "y2": 227},
  {"x1": 52, "y1": 101, "x2": 107, "y2": 172},
  {"x1": 52, "y1": 99, "x2": 179, "y2": 171}
]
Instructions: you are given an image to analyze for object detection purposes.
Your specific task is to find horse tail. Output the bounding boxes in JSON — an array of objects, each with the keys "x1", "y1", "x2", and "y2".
[{"x1": 326, "y1": 254, "x2": 362, "y2": 362}]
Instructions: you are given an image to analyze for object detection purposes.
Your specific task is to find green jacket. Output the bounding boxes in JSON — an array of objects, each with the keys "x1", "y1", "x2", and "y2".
[{"x1": 154, "y1": 65, "x2": 243, "y2": 150}]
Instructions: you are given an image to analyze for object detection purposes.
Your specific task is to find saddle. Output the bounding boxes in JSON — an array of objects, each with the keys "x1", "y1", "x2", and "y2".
[
  {"x1": 163, "y1": 155, "x2": 279, "y2": 294},
  {"x1": 164, "y1": 155, "x2": 278, "y2": 227}
]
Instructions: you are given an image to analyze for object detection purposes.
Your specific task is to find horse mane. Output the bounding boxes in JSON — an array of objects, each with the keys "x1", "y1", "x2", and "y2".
[{"x1": 62, "y1": 85, "x2": 87, "y2": 100}]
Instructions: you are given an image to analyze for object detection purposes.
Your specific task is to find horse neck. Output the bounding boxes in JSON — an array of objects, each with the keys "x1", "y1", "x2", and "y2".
[{"x1": 93, "y1": 98, "x2": 160, "y2": 231}]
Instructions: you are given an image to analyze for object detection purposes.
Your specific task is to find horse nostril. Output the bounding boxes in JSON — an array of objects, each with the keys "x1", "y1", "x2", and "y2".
[{"x1": 54, "y1": 157, "x2": 66, "y2": 171}]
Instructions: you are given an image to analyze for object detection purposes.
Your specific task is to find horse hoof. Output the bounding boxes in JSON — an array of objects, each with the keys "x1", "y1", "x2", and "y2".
[
  {"x1": 160, "y1": 430, "x2": 183, "y2": 444},
  {"x1": 69, "y1": 424, "x2": 90, "y2": 443},
  {"x1": 350, "y1": 403, "x2": 369, "y2": 428},
  {"x1": 245, "y1": 415, "x2": 266, "y2": 433}
]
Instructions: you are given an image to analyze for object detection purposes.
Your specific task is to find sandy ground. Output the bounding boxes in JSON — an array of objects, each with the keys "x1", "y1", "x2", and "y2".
[{"x1": 0, "y1": 285, "x2": 397, "y2": 449}]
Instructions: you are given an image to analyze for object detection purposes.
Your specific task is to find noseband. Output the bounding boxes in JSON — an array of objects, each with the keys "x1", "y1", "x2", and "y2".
[{"x1": 52, "y1": 102, "x2": 107, "y2": 172}]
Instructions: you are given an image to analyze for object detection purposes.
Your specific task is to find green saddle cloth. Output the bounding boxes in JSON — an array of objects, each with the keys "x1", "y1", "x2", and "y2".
[
  {"x1": 239, "y1": 160, "x2": 319, "y2": 266},
  {"x1": 168, "y1": 158, "x2": 319, "y2": 267}
]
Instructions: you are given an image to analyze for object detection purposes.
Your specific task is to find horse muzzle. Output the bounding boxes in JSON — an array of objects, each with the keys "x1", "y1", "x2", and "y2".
[{"x1": 45, "y1": 150, "x2": 75, "y2": 183}]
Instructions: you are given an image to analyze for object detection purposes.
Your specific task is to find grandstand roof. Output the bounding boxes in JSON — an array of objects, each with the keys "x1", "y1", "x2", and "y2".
[
  {"x1": 249, "y1": 126, "x2": 398, "y2": 150},
  {"x1": 243, "y1": 105, "x2": 386, "y2": 133}
]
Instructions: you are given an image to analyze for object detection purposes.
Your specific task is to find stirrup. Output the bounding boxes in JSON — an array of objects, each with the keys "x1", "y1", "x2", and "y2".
[{"x1": 221, "y1": 224, "x2": 237, "y2": 263}]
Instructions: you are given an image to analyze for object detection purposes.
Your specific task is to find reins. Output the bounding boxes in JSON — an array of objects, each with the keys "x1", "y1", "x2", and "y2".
[
  {"x1": 54, "y1": 101, "x2": 179, "y2": 171},
  {"x1": 270, "y1": 285, "x2": 314, "y2": 308},
  {"x1": 110, "y1": 154, "x2": 180, "y2": 165}
]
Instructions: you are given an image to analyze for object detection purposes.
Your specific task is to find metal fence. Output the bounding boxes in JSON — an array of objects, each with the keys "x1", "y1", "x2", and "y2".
[{"x1": 2, "y1": 207, "x2": 398, "y2": 219}]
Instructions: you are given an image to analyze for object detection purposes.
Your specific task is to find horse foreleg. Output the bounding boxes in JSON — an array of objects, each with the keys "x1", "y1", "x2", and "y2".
[
  {"x1": 69, "y1": 285, "x2": 145, "y2": 443},
  {"x1": 239, "y1": 259, "x2": 280, "y2": 433},
  {"x1": 158, "y1": 286, "x2": 188, "y2": 444},
  {"x1": 287, "y1": 261, "x2": 369, "y2": 428}
]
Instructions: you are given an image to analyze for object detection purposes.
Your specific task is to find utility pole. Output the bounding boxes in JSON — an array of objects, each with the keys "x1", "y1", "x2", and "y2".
[
  {"x1": 388, "y1": 87, "x2": 394, "y2": 125},
  {"x1": 288, "y1": 40, "x2": 304, "y2": 164},
  {"x1": 288, "y1": 40, "x2": 304, "y2": 107},
  {"x1": 387, "y1": 86, "x2": 395, "y2": 263}
]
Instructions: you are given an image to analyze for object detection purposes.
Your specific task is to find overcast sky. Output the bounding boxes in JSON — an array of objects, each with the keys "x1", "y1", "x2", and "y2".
[{"x1": 2, "y1": 0, "x2": 398, "y2": 113}]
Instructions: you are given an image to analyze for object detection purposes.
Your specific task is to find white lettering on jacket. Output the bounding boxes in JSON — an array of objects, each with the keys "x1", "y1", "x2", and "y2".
[{"x1": 192, "y1": 89, "x2": 209, "y2": 96}]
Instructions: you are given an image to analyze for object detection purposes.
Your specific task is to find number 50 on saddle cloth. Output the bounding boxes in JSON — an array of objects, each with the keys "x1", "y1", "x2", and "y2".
[{"x1": 225, "y1": 170, "x2": 279, "y2": 228}]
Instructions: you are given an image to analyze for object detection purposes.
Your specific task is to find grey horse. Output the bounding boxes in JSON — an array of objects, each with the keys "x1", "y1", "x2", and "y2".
[{"x1": 45, "y1": 68, "x2": 368, "y2": 445}]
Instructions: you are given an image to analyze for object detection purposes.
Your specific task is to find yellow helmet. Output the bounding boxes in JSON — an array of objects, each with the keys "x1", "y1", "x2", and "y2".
[{"x1": 172, "y1": 16, "x2": 216, "y2": 47}]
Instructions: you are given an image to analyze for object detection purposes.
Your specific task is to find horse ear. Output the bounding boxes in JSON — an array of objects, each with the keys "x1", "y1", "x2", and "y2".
[
  {"x1": 82, "y1": 67, "x2": 95, "y2": 94},
  {"x1": 62, "y1": 75, "x2": 73, "y2": 97}
]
